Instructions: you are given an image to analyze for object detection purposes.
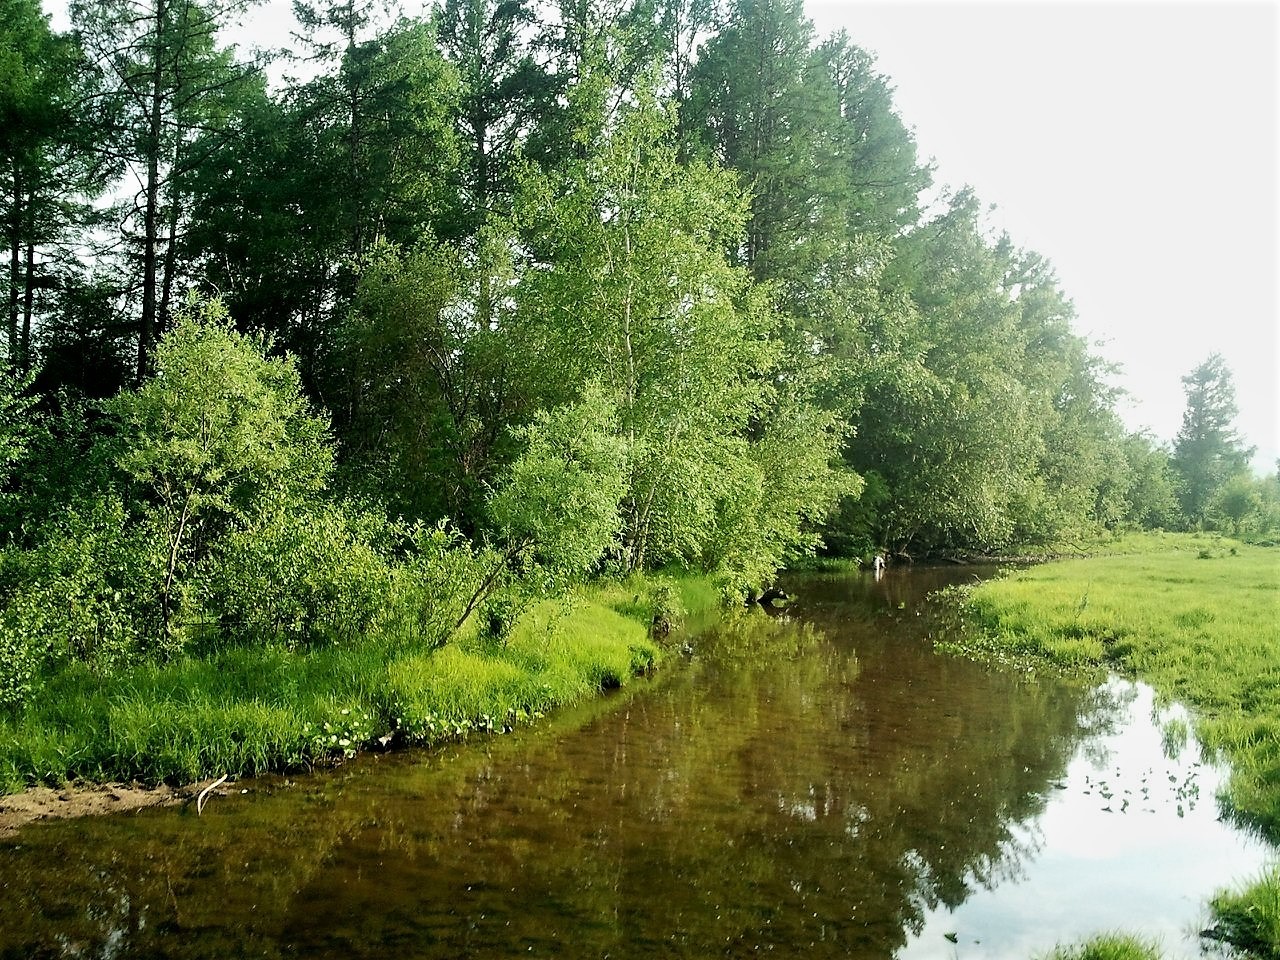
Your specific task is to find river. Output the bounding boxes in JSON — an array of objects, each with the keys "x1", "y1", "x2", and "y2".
[{"x1": 0, "y1": 566, "x2": 1270, "y2": 958}]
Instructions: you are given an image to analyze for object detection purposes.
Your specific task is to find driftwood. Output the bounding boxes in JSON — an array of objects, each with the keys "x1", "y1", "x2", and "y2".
[{"x1": 195, "y1": 775, "x2": 228, "y2": 816}]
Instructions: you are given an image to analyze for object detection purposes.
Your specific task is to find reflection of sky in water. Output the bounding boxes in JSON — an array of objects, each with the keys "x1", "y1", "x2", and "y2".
[{"x1": 901, "y1": 680, "x2": 1273, "y2": 960}]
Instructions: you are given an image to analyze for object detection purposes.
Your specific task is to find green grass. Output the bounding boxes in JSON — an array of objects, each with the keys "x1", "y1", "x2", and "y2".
[
  {"x1": 1205, "y1": 866, "x2": 1280, "y2": 958},
  {"x1": 0, "y1": 577, "x2": 687, "y2": 793},
  {"x1": 1036, "y1": 933, "x2": 1163, "y2": 960},
  {"x1": 944, "y1": 533, "x2": 1279, "y2": 836},
  {"x1": 940, "y1": 532, "x2": 1279, "y2": 957},
  {"x1": 387, "y1": 597, "x2": 658, "y2": 742}
]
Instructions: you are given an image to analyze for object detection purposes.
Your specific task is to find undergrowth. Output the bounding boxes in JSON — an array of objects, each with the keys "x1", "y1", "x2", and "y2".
[{"x1": 0, "y1": 574, "x2": 711, "y2": 793}]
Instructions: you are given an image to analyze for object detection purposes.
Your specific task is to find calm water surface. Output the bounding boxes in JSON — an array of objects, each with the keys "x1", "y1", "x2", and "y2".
[{"x1": 0, "y1": 567, "x2": 1270, "y2": 958}]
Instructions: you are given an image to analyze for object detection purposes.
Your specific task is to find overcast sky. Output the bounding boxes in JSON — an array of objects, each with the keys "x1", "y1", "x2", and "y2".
[{"x1": 806, "y1": 1, "x2": 1278, "y2": 470}]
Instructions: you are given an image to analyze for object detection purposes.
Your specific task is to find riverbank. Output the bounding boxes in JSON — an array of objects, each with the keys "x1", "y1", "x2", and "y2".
[
  {"x1": 937, "y1": 531, "x2": 1279, "y2": 958},
  {"x1": 0, "y1": 574, "x2": 720, "y2": 830}
]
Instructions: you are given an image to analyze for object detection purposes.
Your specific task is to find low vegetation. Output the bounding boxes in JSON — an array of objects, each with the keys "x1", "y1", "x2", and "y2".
[
  {"x1": 1036, "y1": 934, "x2": 1163, "y2": 960},
  {"x1": 0, "y1": 574, "x2": 724, "y2": 793},
  {"x1": 941, "y1": 532, "x2": 1280, "y2": 958},
  {"x1": 1207, "y1": 867, "x2": 1280, "y2": 959}
]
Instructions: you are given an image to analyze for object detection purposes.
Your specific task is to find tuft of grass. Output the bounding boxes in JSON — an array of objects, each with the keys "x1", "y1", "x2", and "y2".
[
  {"x1": 1037, "y1": 933, "x2": 1164, "y2": 960},
  {"x1": 1205, "y1": 866, "x2": 1280, "y2": 959},
  {"x1": 590, "y1": 570, "x2": 724, "y2": 638}
]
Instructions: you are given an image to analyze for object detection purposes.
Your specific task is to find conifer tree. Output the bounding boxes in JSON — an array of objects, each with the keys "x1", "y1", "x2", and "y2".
[{"x1": 1172, "y1": 353, "x2": 1254, "y2": 525}]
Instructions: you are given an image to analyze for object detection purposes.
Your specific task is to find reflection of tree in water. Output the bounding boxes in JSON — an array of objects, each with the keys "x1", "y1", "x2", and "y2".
[{"x1": 0, "y1": 575, "x2": 1111, "y2": 959}]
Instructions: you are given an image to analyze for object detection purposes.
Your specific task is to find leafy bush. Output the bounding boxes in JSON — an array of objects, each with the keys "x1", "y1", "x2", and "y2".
[
  {"x1": 197, "y1": 503, "x2": 394, "y2": 649},
  {"x1": 385, "y1": 521, "x2": 492, "y2": 649},
  {"x1": 105, "y1": 297, "x2": 334, "y2": 640},
  {"x1": 0, "y1": 495, "x2": 168, "y2": 710}
]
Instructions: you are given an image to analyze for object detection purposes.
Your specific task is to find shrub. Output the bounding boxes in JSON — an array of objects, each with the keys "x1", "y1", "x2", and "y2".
[{"x1": 197, "y1": 503, "x2": 394, "y2": 649}]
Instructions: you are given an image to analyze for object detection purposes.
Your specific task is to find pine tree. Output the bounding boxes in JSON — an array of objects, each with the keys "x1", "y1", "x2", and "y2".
[{"x1": 1172, "y1": 353, "x2": 1254, "y2": 525}]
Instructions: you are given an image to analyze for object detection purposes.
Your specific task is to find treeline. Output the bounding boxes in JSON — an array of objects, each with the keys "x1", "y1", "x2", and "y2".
[{"x1": 0, "y1": 0, "x2": 1270, "y2": 697}]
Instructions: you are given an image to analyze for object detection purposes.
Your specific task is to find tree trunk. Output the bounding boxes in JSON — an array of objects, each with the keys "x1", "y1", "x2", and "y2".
[
  {"x1": 158, "y1": 130, "x2": 184, "y2": 336},
  {"x1": 6, "y1": 162, "x2": 19, "y2": 367},
  {"x1": 20, "y1": 233, "x2": 35, "y2": 373},
  {"x1": 137, "y1": 0, "x2": 169, "y2": 382}
]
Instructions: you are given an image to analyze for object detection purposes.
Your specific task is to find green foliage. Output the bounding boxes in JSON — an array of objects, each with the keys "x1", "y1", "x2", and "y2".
[
  {"x1": 1206, "y1": 866, "x2": 1280, "y2": 958},
  {"x1": 385, "y1": 520, "x2": 493, "y2": 649},
  {"x1": 197, "y1": 502, "x2": 395, "y2": 650},
  {"x1": 1037, "y1": 934, "x2": 1164, "y2": 960},
  {"x1": 330, "y1": 235, "x2": 517, "y2": 524},
  {"x1": 0, "y1": 369, "x2": 38, "y2": 501},
  {"x1": 0, "y1": 0, "x2": 1223, "y2": 810},
  {"x1": 1213, "y1": 473, "x2": 1267, "y2": 535},
  {"x1": 105, "y1": 297, "x2": 333, "y2": 640},
  {"x1": 514, "y1": 82, "x2": 845, "y2": 589},
  {"x1": 0, "y1": 494, "x2": 163, "y2": 705},
  {"x1": 1172, "y1": 353, "x2": 1255, "y2": 525},
  {"x1": 489, "y1": 383, "x2": 628, "y2": 579},
  {"x1": 647, "y1": 578, "x2": 685, "y2": 639},
  {"x1": 1119, "y1": 433, "x2": 1182, "y2": 530}
]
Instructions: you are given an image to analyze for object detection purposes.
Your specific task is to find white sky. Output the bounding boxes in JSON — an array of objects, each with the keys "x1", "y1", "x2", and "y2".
[
  {"x1": 46, "y1": 0, "x2": 1279, "y2": 470},
  {"x1": 807, "y1": 1, "x2": 1279, "y2": 471}
]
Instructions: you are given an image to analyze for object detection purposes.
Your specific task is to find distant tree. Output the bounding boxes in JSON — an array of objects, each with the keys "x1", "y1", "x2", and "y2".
[
  {"x1": 1212, "y1": 473, "x2": 1264, "y2": 535},
  {"x1": 1119, "y1": 432, "x2": 1181, "y2": 530},
  {"x1": 1171, "y1": 353, "x2": 1254, "y2": 525}
]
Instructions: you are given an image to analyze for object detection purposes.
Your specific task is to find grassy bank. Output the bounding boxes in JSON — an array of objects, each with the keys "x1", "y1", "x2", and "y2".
[
  {"x1": 940, "y1": 532, "x2": 1279, "y2": 958},
  {"x1": 0, "y1": 574, "x2": 720, "y2": 795}
]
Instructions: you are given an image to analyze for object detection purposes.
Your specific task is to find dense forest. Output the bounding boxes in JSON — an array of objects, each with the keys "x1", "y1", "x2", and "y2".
[{"x1": 1, "y1": 0, "x2": 1273, "y2": 706}]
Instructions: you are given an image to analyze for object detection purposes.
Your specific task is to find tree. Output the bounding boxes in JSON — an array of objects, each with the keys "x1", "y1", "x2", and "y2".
[
  {"x1": 328, "y1": 237, "x2": 522, "y2": 526},
  {"x1": 2, "y1": 0, "x2": 107, "y2": 375},
  {"x1": 1171, "y1": 353, "x2": 1254, "y2": 525},
  {"x1": 847, "y1": 193, "x2": 1039, "y2": 555},
  {"x1": 1212, "y1": 473, "x2": 1263, "y2": 535},
  {"x1": 290, "y1": 5, "x2": 460, "y2": 256},
  {"x1": 72, "y1": 0, "x2": 262, "y2": 380},
  {"x1": 488, "y1": 383, "x2": 628, "y2": 579},
  {"x1": 434, "y1": 0, "x2": 559, "y2": 234},
  {"x1": 105, "y1": 297, "x2": 332, "y2": 638},
  {"x1": 1119, "y1": 432, "x2": 1180, "y2": 530},
  {"x1": 514, "y1": 84, "x2": 846, "y2": 585}
]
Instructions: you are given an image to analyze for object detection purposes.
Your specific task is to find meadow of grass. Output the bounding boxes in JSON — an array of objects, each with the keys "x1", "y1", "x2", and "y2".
[
  {"x1": 0, "y1": 575, "x2": 718, "y2": 795},
  {"x1": 941, "y1": 531, "x2": 1279, "y2": 958}
]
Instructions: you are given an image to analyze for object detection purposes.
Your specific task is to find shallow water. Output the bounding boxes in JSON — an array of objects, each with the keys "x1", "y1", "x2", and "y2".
[{"x1": 0, "y1": 567, "x2": 1270, "y2": 958}]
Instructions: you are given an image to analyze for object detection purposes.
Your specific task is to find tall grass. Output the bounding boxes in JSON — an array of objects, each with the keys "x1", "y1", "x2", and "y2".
[
  {"x1": 0, "y1": 577, "x2": 684, "y2": 793},
  {"x1": 1206, "y1": 866, "x2": 1280, "y2": 958},
  {"x1": 1036, "y1": 934, "x2": 1164, "y2": 960}
]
